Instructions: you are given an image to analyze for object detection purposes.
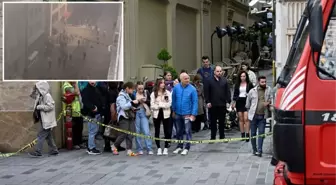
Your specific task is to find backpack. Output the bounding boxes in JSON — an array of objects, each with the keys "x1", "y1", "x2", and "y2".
[{"x1": 110, "y1": 103, "x2": 118, "y2": 122}]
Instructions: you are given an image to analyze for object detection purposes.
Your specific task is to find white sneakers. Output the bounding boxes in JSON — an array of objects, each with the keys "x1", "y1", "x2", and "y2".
[
  {"x1": 157, "y1": 148, "x2": 162, "y2": 156},
  {"x1": 157, "y1": 148, "x2": 168, "y2": 156},
  {"x1": 163, "y1": 148, "x2": 168, "y2": 155},
  {"x1": 173, "y1": 148, "x2": 183, "y2": 154},
  {"x1": 181, "y1": 149, "x2": 189, "y2": 156},
  {"x1": 173, "y1": 148, "x2": 188, "y2": 155}
]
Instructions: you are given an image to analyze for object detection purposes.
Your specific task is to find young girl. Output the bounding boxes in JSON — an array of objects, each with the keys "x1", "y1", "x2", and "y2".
[
  {"x1": 134, "y1": 81, "x2": 153, "y2": 155},
  {"x1": 150, "y1": 78, "x2": 172, "y2": 155}
]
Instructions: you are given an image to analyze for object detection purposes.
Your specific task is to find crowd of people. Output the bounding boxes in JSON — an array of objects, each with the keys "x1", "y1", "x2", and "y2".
[{"x1": 27, "y1": 56, "x2": 272, "y2": 158}]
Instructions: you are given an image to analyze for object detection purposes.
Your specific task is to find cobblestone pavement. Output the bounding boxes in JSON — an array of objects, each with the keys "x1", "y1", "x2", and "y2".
[{"x1": 0, "y1": 127, "x2": 275, "y2": 185}]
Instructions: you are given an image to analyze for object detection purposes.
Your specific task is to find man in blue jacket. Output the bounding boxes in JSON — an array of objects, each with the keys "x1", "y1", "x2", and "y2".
[{"x1": 172, "y1": 72, "x2": 198, "y2": 156}]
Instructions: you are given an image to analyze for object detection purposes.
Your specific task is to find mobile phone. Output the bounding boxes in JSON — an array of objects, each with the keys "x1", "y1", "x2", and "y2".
[{"x1": 164, "y1": 95, "x2": 168, "y2": 100}]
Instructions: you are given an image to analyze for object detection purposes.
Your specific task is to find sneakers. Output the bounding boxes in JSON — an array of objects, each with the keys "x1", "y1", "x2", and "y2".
[
  {"x1": 138, "y1": 151, "x2": 144, "y2": 155},
  {"x1": 163, "y1": 148, "x2": 168, "y2": 155},
  {"x1": 126, "y1": 150, "x2": 137, "y2": 156},
  {"x1": 49, "y1": 151, "x2": 59, "y2": 156},
  {"x1": 157, "y1": 148, "x2": 162, "y2": 156},
  {"x1": 181, "y1": 149, "x2": 189, "y2": 156},
  {"x1": 28, "y1": 152, "x2": 42, "y2": 158},
  {"x1": 148, "y1": 150, "x2": 154, "y2": 155},
  {"x1": 87, "y1": 148, "x2": 101, "y2": 155},
  {"x1": 173, "y1": 148, "x2": 183, "y2": 154},
  {"x1": 253, "y1": 151, "x2": 262, "y2": 157},
  {"x1": 111, "y1": 145, "x2": 119, "y2": 155}
]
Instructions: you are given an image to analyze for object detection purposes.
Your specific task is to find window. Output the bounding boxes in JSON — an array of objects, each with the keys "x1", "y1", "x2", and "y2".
[
  {"x1": 279, "y1": 19, "x2": 309, "y2": 85},
  {"x1": 318, "y1": 6, "x2": 336, "y2": 80}
]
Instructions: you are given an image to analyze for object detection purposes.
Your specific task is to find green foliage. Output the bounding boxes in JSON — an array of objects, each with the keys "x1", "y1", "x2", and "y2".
[
  {"x1": 161, "y1": 63, "x2": 178, "y2": 80},
  {"x1": 157, "y1": 48, "x2": 172, "y2": 62}
]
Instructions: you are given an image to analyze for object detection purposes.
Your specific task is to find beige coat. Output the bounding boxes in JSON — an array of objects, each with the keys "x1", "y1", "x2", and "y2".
[
  {"x1": 150, "y1": 90, "x2": 172, "y2": 119},
  {"x1": 246, "y1": 85, "x2": 273, "y2": 121},
  {"x1": 33, "y1": 81, "x2": 57, "y2": 129}
]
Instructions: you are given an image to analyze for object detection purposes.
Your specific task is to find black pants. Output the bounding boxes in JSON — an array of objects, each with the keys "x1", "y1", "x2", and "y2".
[
  {"x1": 192, "y1": 115, "x2": 204, "y2": 132},
  {"x1": 153, "y1": 109, "x2": 171, "y2": 148},
  {"x1": 72, "y1": 117, "x2": 84, "y2": 146},
  {"x1": 210, "y1": 106, "x2": 226, "y2": 139}
]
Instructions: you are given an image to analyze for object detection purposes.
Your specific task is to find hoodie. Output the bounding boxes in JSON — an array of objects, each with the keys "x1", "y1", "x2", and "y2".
[{"x1": 33, "y1": 81, "x2": 57, "y2": 129}]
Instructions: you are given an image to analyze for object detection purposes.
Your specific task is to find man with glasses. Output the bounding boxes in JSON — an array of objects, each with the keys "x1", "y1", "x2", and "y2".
[{"x1": 204, "y1": 66, "x2": 231, "y2": 142}]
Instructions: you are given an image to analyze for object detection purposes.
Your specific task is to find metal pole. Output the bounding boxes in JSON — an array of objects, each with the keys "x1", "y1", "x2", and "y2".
[
  {"x1": 23, "y1": 4, "x2": 29, "y2": 78},
  {"x1": 272, "y1": 0, "x2": 276, "y2": 87},
  {"x1": 211, "y1": 31, "x2": 215, "y2": 64},
  {"x1": 220, "y1": 37, "x2": 223, "y2": 62}
]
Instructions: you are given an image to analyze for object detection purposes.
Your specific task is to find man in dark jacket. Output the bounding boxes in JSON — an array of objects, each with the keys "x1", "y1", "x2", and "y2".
[
  {"x1": 81, "y1": 81, "x2": 104, "y2": 155},
  {"x1": 95, "y1": 82, "x2": 109, "y2": 140},
  {"x1": 204, "y1": 66, "x2": 231, "y2": 141}
]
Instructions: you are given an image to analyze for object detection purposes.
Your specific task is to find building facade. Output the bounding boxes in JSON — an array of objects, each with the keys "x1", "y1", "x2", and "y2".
[
  {"x1": 123, "y1": 0, "x2": 258, "y2": 81},
  {"x1": 1, "y1": 2, "x2": 63, "y2": 152},
  {"x1": 50, "y1": 2, "x2": 67, "y2": 36},
  {"x1": 0, "y1": 0, "x2": 257, "y2": 152},
  {"x1": 3, "y1": 3, "x2": 48, "y2": 79}
]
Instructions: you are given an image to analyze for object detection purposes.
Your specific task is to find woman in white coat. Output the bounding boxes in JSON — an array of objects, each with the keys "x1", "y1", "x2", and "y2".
[{"x1": 150, "y1": 78, "x2": 172, "y2": 156}]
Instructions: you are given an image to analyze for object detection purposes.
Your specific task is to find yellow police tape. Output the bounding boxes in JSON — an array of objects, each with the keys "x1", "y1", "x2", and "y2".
[
  {"x1": 0, "y1": 113, "x2": 64, "y2": 158},
  {"x1": 80, "y1": 113, "x2": 273, "y2": 144},
  {"x1": 0, "y1": 111, "x2": 272, "y2": 158}
]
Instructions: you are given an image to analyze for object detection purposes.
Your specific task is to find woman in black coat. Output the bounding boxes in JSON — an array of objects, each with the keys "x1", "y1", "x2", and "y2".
[
  {"x1": 232, "y1": 70, "x2": 254, "y2": 142},
  {"x1": 103, "y1": 82, "x2": 126, "y2": 152}
]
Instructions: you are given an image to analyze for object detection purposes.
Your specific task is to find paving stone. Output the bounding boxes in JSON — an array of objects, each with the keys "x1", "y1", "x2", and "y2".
[
  {"x1": 21, "y1": 168, "x2": 40, "y2": 175},
  {"x1": 46, "y1": 169, "x2": 58, "y2": 172},
  {"x1": 0, "y1": 128, "x2": 274, "y2": 185},
  {"x1": 1, "y1": 175, "x2": 14, "y2": 179}
]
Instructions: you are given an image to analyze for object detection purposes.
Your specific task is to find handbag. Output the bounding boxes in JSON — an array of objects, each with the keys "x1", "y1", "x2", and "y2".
[
  {"x1": 33, "y1": 108, "x2": 41, "y2": 123},
  {"x1": 143, "y1": 103, "x2": 151, "y2": 117},
  {"x1": 104, "y1": 121, "x2": 120, "y2": 139}
]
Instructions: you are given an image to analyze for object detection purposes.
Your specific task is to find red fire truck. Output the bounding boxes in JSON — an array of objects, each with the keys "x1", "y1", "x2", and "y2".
[{"x1": 273, "y1": 0, "x2": 336, "y2": 184}]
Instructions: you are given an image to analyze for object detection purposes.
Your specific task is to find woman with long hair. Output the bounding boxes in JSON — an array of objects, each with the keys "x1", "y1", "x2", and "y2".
[
  {"x1": 134, "y1": 81, "x2": 153, "y2": 155},
  {"x1": 241, "y1": 62, "x2": 257, "y2": 86},
  {"x1": 232, "y1": 70, "x2": 254, "y2": 142},
  {"x1": 164, "y1": 71, "x2": 174, "y2": 92},
  {"x1": 191, "y1": 74, "x2": 205, "y2": 133},
  {"x1": 150, "y1": 78, "x2": 172, "y2": 155}
]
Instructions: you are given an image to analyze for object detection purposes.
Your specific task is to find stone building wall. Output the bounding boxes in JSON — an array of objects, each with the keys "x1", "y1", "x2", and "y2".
[{"x1": 0, "y1": 2, "x2": 64, "y2": 153}]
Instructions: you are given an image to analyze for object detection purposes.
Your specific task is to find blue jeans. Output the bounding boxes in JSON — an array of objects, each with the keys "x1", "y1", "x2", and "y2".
[
  {"x1": 135, "y1": 108, "x2": 152, "y2": 152},
  {"x1": 250, "y1": 114, "x2": 266, "y2": 153},
  {"x1": 175, "y1": 114, "x2": 192, "y2": 150},
  {"x1": 88, "y1": 114, "x2": 100, "y2": 150}
]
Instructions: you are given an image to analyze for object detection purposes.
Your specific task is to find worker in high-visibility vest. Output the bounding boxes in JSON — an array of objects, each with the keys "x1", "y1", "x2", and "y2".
[{"x1": 62, "y1": 81, "x2": 84, "y2": 150}]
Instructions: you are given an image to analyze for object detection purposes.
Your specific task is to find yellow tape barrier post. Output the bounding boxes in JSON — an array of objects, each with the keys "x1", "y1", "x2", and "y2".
[{"x1": 0, "y1": 112, "x2": 64, "y2": 158}]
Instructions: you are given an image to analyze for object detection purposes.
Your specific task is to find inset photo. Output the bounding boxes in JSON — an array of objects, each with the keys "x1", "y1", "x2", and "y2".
[{"x1": 2, "y1": 1, "x2": 123, "y2": 81}]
